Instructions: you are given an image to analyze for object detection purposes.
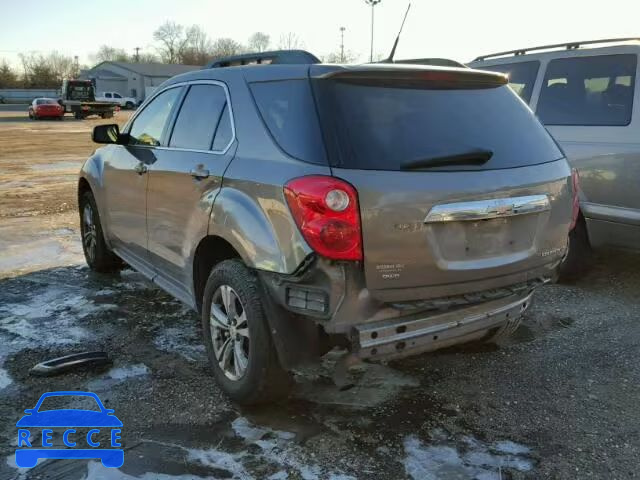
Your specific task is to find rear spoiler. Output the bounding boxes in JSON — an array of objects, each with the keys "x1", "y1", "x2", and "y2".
[{"x1": 312, "y1": 66, "x2": 508, "y2": 89}]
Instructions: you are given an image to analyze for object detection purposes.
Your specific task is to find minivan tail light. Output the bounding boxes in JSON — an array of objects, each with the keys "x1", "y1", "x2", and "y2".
[
  {"x1": 284, "y1": 176, "x2": 362, "y2": 261},
  {"x1": 570, "y1": 169, "x2": 580, "y2": 230}
]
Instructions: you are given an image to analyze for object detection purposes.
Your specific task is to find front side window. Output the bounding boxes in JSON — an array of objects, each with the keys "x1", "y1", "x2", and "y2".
[
  {"x1": 128, "y1": 87, "x2": 181, "y2": 146},
  {"x1": 478, "y1": 61, "x2": 540, "y2": 103},
  {"x1": 536, "y1": 54, "x2": 636, "y2": 126},
  {"x1": 169, "y1": 84, "x2": 227, "y2": 150},
  {"x1": 113, "y1": 93, "x2": 122, "y2": 98}
]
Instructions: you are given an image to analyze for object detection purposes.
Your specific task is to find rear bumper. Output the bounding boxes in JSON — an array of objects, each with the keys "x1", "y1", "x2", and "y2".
[{"x1": 354, "y1": 291, "x2": 533, "y2": 359}]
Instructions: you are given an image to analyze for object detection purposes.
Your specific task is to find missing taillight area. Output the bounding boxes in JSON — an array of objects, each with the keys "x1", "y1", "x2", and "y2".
[{"x1": 284, "y1": 176, "x2": 362, "y2": 261}]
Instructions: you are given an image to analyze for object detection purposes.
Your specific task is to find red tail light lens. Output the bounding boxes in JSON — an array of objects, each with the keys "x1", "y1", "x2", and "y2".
[
  {"x1": 284, "y1": 176, "x2": 362, "y2": 261},
  {"x1": 570, "y1": 169, "x2": 580, "y2": 230}
]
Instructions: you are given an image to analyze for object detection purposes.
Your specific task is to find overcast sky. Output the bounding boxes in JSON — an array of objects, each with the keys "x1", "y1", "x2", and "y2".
[{"x1": 1, "y1": 0, "x2": 639, "y2": 66}]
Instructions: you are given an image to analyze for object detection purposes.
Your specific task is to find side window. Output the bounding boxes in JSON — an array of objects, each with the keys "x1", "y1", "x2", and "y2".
[
  {"x1": 249, "y1": 79, "x2": 327, "y2": 164},
  {"x1": 536, "y1": 54, "x2": 637, "y2": 126},
  {"x1": 113, "y1": 93, "x2": 122, "y2": 99},
  {"x1": 129, "y1": 87, "x2": 181, "y2": 146},
  {"x1": 479, "y1": 61, "x2": 540, "y2": 103},
  {"x1": 105, "y1": 93, "x2": 112, "y2": 98},
  {"x1": 212, "y1": 103, "x2": 233, "y2": 151},
  {"x1": 169, "y1": 84, "x2": 227, "y2": 150}
]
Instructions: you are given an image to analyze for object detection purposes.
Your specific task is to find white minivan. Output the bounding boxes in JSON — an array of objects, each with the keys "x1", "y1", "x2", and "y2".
[{"x1": 471, "y1": 38, "x2": 640, "y2": 277}]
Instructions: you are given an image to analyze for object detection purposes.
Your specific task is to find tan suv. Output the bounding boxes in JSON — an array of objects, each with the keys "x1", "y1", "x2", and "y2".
[{"x1": 79, "y1": 52, "x2": 575, "y2": 403}]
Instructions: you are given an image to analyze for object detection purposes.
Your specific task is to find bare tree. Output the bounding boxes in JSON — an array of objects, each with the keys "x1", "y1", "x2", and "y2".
[
  {"x1": 48, "y1": 51, "x2": 75, "y2": 84},
  {"x1": 91, "y1": 45, "x2": 130, "y2": 64},
  {"x1": 136, "y1": 51, "x2": 160, "y2": 64},
  {"x1": 19, "y1": 53, "x2": 58, "y2": 88},
  {"x1": 181, "y1": 25, "x2": 212, "y2": 65},
  {"x1": 324, "y1": 49, "x2": 359, "y2": 64},
  {"x1": 248, "y1": 32, "x2": 270, "y2": 52},
  {"x1": 0, "y1": 60, "x2": 19, "y2": 88},
  {"x1": 153, "y1": 21, "x2": 189, "y2": 63},
  {"x1": 278, "y1": 32, "x2": 304, "y2": 50},
  {"x1": 209, "y1": 38, "x2": 245, "y2": 60}
]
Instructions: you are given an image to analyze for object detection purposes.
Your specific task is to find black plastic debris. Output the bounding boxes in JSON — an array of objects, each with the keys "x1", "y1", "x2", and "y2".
[{"x1": 30, "y1": 351, "x2": 112, "y2": 377}]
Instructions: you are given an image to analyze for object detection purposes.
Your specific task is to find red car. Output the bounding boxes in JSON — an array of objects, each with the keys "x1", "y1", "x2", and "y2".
[{"x1": 29, "y1": 98, "x2": 64, "y2": 120}]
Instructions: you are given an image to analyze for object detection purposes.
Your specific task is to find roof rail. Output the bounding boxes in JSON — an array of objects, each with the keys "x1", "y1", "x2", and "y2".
[
  {"x1": 473, "y1": 37, "x2": 640, "y2": 61},
  {"x1": 206, "y1": 49, "x2": 321, "y2": 68}
]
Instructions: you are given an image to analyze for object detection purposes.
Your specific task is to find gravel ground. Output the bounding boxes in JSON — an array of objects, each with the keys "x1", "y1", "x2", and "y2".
[{"x1": 0, "y1": 112, "x2": 639, "y2": 479}]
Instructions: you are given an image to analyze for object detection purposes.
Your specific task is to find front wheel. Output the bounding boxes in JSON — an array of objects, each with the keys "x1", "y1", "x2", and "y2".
[
  {"x1": 201, "y1": 259, "x2": 290, "y2": 405},
  {"x1": 79, "y1": 191, "x2": 122, "y2": 273}
]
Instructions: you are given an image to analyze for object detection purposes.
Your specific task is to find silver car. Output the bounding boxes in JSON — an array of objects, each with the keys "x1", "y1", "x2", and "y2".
[
  {"x1": 79, "y1": 57, "x2": 574, "y2": 404},
  {"x1": 471, "y1": 38, "x2": 640, "y2": 278}
]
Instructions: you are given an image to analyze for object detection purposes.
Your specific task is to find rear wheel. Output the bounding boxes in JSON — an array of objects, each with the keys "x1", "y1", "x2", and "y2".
[
  {"x1": 125, "y1": 101, "x2": 134, "y2": 109},
  {"x1": 557, "y1": 216, "x2": 592, "y2": 282},
  {"x1": 201, "y1": 259, "x2": 290, "y2": 405},
  {"x1": 79, "y1": 190, "x2": 122, "y2": 273}
]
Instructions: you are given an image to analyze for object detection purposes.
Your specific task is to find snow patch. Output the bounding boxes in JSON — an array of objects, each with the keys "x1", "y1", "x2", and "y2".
[
  {"x1": 153, "y1": 326, "x2": 206, "y2": 363},
  {"x1": 107, "y1": 363, "x2": 150, "y2": 380},
  {"x1": 84, "y1": 460, "x2": 212, "y2": 480},
  {"x1": 403, "y1": 433, "x2": 533, "y2": 480}
]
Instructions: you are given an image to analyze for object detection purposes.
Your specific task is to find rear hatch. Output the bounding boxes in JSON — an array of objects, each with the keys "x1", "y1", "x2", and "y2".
[{"x1": 311, "y1": 65, "x2": 572, "y2": 302}]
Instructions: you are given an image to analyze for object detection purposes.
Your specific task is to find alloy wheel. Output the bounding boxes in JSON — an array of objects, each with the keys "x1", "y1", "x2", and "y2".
[
  {"x1": 210, "y1": 285, "x2": 250, "y2": 381},
  {"x1": 82, "y1": 203, "x2": 97, "y2": 263}
]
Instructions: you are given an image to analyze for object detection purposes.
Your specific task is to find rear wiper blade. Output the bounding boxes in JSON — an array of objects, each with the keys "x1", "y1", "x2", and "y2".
[{"x1": 400, "y1": 150, "x2": 493, "y2": 170}]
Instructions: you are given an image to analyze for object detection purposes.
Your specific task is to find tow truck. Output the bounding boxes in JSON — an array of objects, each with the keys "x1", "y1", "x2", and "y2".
[{"x1": 59, "y1": 79, "x2": 118, "y2": 120}]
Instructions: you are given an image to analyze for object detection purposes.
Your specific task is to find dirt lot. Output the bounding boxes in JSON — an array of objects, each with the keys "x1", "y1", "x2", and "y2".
[{"x1": 0, "y1": 111, "x2": 639, "y2": 479}]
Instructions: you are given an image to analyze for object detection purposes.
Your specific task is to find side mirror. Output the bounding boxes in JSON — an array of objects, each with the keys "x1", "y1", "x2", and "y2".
[{"x1": 92, "y1": 124, "x2": 123, "y2": 144}]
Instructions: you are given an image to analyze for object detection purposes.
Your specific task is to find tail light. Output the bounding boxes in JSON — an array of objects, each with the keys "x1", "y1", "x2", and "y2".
[
  {"x1": 570, "y1": 169, "x2": 580, "y2": 230},
  {"x1": 82, "y1": 105, "x2": 89, "y2": 111},
  {"x1": 284, "y1": 176, "x2": 362, "y2": 261}
]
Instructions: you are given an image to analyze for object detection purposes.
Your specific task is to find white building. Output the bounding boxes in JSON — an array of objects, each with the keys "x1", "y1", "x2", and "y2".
[{"x1": 80, "y1": 61, "x2": 200, "y2": 103}]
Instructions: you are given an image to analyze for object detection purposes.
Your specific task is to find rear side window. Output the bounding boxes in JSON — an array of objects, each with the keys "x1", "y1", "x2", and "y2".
[
  {"x1": 249, "y1": 80, "x2": 326, "y2": 164},
  {"x1": 313, "y1": 81, "x2": 562, "y2": 171},
  {"x1": 476, "y1": 61, "x2": 539, "y2": 103},
  {"x1": 536, "y1": 54, "x2": 636, "y2": 126},
  {"x1": 170, "y1": 84, "x2": 227, "y2": 150}
]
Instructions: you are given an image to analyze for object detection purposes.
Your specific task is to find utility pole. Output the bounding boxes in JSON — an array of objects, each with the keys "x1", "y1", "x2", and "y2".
[
  {"x1": 365, "y1": 0, "x2": 382, "y2": 62},
  {"x1": 340, "y1": 27, "x2": 346, "y2": 63},
  {"x1": 134, "y1": 47, "x2": 141, "y2": 62},
  {"x1": 73, "y1": 56, "x2": 79, "y2": 77}
]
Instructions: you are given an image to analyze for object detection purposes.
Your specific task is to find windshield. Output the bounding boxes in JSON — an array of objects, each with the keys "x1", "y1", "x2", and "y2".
[
  {"x1": 37, "y1": 395, "x2": 101, "y2": 412},
  {"x1": 68, "y1": 83, "x2": 93, "y2": 101},
  {"x1": 35, "y1": 99, "x2": 57, "y2": 105},
  {"x1": 312, "y1": 80, "x2": 562, "y2": 171}
]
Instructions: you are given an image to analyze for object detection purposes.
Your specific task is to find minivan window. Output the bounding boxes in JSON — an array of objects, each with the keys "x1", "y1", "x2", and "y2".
[
  {"x1": 477, "y1": 61, "x2": 540, "y2": 102},
  {"x1": 313, "y1": 81, "x2": 563, "y2": 171},
  {"x1": 129, "y1": 87, "x2": 181, "y2": 146},
  {"x1": 536, "y1": 54, "x2": 636, "y2": 126},
  {"x1": 169, "y1": 84, "x2": 227, "y2": 150},
  {"x1": 249, "y1": 80, "x2": 326, "y2": 165}
]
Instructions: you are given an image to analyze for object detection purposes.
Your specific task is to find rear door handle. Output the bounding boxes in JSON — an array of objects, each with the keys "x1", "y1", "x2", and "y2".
[
  {"x1": 190, "y1": 166, "x2": 210, "y2": 179},
  {"x1": 133, "y1": 162, "x2": 147, "y2": 175}
]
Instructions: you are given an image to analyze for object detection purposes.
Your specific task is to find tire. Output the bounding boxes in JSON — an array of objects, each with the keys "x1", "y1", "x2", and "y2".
[
  {"x1": 557, "y1": 216, "x2": 592, "y2": 282},
  {"x1": 125, "y1": 102, "x2": 134, "y2": 110},
  {"x1": 79, "y1": 190, "x2": 122, "y2": 273},
  {"x1": 201, "y1": 259, "x2": 290, "y2": 405}
]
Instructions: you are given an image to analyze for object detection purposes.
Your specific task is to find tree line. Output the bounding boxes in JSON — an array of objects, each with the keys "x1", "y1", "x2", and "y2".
[{"x1": 0, "y1": 22, "x2": 357, "y2": 89}]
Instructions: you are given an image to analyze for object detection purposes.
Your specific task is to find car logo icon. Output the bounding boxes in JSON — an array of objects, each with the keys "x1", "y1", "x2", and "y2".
[{"x1": 15, "y1": 391, "x2": 123, "y2": 468}]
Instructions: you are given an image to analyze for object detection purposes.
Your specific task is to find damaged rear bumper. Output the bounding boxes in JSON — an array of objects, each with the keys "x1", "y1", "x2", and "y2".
[{"x1": 354, "y1": 291, "x2": 533, "y2": 360}]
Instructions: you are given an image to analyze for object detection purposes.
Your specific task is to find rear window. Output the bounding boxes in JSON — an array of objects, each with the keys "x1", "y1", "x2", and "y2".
[
  {"x1": 249, "y1": 80, "x2": 327, "y2": 165},
  {"x1": 536, "y1": 54, "x2": 636, "y2": 126},
  {"x1": 476, "y1": 61, "x2": 540, "y2": 103},
  {"x1": 313, "y1": 80, "x2": 563, "y2": 171}
]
